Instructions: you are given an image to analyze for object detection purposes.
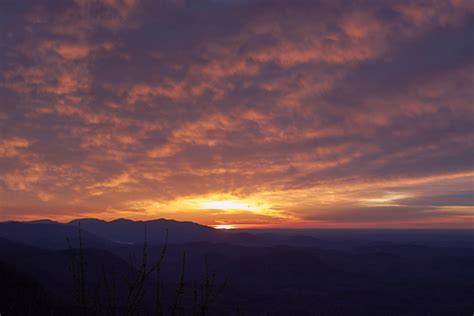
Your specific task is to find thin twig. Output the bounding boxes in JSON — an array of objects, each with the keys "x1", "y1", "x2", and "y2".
[{"x1": 171, "y1": 251, "x2": 186, "y2": 315}]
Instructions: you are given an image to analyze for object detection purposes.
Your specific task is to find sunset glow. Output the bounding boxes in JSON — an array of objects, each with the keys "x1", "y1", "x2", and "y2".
[
  {"x1": 213, "y1": 224, "x2": 236, "y2": 230},
  {"x1": 0, "y1": 0, "x2": 472, "y2": 228},
  {"x1": 197, "y1": 199, "x2": 262, "y2": 212}
]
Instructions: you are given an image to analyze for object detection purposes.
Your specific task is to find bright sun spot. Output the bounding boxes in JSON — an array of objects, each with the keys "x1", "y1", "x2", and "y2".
[
  {"x1": 213, "y1": 224, "x2": 236, "y2": 229},
  {"x1": 198, "y1": 199, "x2": 260, "y2": 211}
]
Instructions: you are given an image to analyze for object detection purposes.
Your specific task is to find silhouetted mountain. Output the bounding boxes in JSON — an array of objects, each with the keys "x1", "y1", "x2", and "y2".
[
  {"x1": 0, "y1": 221, "x2": 113, "y2": 250},
  {"x1": 25, "y1": 219, "x2": 60, "y2": 224},
  {"x1": 69, "y1": 218, "x2": 218, "y2": 244}
]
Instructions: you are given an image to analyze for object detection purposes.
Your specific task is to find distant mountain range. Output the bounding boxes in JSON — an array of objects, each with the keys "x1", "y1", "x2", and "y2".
[
  {"x1": 0, "y1": 218, "x2": 219, "y2": 249},
  {"x1": 2, "y1": 218, "x2": 473, "y2": 250},
  {"x1": 69, "y1": 218, "x2": 217, "y2": 245}
]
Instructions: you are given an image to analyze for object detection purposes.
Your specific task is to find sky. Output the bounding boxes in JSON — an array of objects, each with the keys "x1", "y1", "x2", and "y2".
[{"x1": 0, "y1": 0, "x2": 473, "y2": 228}]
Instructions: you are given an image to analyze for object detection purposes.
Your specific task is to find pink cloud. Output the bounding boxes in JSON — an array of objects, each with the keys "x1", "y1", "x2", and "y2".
[{"x1": 0, "y1": 137, "x2": 30, "y2": 158}]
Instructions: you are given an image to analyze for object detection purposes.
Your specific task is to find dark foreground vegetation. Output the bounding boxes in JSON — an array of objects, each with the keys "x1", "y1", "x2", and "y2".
[{"x1": 0, "y1": 219, "x2": 473, "y2": 315}]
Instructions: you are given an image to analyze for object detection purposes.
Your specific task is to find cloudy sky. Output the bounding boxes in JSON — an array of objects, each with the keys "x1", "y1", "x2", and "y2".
[{"x1": 0, "y1": 0, "x2": 473, "y2": 228}]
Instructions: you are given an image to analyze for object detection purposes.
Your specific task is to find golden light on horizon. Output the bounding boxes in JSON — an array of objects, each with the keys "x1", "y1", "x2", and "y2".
[
  {"x1": 213, "y1": 224, "x2": 236, "y2": 230},
  {"x1": 121, "y1": 193, "x2": 290, "y2": 227},
  {"x1": 128, "y1": 194, "x2": 273, "y2": 213},
  {"x1": 176, "y1": 194, "x2": 275, "y2": 214},
  {"x1": 198, "y1": 199, "x2": 260, "y2": 211}
]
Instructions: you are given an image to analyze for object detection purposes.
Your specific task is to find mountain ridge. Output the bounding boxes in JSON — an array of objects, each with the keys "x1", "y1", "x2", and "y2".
[{"x1": 0, "y1": 218, "x2": 218, "y2": 248}]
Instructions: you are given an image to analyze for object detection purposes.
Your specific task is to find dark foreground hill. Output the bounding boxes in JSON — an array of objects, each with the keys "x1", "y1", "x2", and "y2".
[{"x1": 0, "y1": 219, "x2": 473, "y2": 315}]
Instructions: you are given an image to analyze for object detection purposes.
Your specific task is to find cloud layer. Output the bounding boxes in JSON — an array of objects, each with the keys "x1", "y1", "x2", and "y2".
[{"x1": 1, "y1": 0, "x2": 473, "y2": 227}]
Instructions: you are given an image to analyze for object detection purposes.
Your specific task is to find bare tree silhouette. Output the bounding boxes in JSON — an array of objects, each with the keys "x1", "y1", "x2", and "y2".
[{"x1": 67, "y1": 222, "x2": 228, "y2": 316}]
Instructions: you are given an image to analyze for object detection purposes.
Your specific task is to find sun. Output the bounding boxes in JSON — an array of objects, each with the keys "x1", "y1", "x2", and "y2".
[
  {"x1": 213, "y1": 224, "x2": 236, "y2": 230},
  {"x1": 198, "y1": 199, "x2": 260, "y2": 211}
]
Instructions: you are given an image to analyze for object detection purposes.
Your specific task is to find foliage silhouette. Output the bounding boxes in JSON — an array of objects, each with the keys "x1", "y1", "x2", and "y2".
[{"x1": 67, "y1": 221, "x2": 227, "y2": 316}]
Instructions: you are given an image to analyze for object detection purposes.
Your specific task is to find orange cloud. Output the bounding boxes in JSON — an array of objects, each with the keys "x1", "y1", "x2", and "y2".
[
  {"x1": 44, "y1": 41, "x2": 91, "y2": 60},
  {"x1": 127, "y1": 81, "x2": 187, "y2": 104},
  {"x1": 0, "y1": 137, "x2": 30, "y2": 158}
]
